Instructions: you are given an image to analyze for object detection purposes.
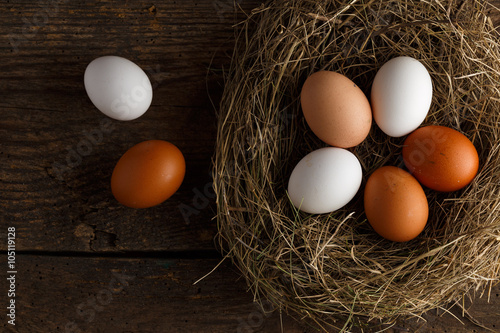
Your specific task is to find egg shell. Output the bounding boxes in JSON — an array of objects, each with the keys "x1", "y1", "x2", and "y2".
[
  {"x1": 287, "y1": 147, "x2": 362, "y2": 214},
  {"x1": 371, "y1": 56, "x2": 433, "y2": 137},
  {"x1": 300, "y1": 71, "x2": 372, "y2": 148},
  {"x1": 84, "y1": 56, "x2": 153, "y2": 121},
  {"x1": 364, "y1": 166, "x2": 428, "y2": 242},
  {"x1": 111, "y1": 140, "x2": 185, "y2": 208},
  {"x1": 402, "y1": 125, "x2": 479, "y2": 192}
]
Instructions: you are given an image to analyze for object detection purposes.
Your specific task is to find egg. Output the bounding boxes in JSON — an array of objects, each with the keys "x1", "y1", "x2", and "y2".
[
  {"x1": 402, "y1": 125, "x2": 479, "y2": 192},
  {"x1": 111, "y1": 140, "x2": 185, "y2": 208},
  {"x1": 371, "y1": 56, "x2": 433, "y2": 137},
  {"x1": 300, "y1": 71, "x2": 372, "y2": 148},
  {"x1": 364, "y1": 166, "x2": 428, "y2": 242},
  {"x1": 288, "y1": 147, "x2": 362, "y2": 214},
  {"x1": 84, "y1": 56, "x2": 153, "y2": 121}
]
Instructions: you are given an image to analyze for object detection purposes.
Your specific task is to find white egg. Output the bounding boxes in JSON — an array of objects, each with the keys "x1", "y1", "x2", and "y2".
[
  {"x1": 84, "y1": 56, "x2": 153, "y2": 121},
  {"x1": 287, "y1": 147, "x2": 362, "y2": 214},
  {"x1": 370, "y1": 56, "x2": 433, "y2": 137}
]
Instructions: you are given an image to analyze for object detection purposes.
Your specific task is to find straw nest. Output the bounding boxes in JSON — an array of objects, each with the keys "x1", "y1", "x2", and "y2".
[{"x1": 214, "y1": 0, "x2": 500, "y2": 330}]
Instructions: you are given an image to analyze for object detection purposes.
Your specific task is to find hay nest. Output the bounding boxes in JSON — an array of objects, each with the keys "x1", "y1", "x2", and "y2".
[{"x1": 214, "y1": 0, "x2": 500, "y2": 330}]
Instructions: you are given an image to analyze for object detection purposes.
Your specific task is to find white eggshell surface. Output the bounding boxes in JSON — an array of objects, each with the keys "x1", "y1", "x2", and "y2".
[
  {"x1": 84, "y1": 56, "x2": 153, "y2": 121},
  {"x1": 371, "y1": 56, "x2": 433, "y2": 137},
  {"x1": 287, "y1": 147, "x2": 362, "y2": 214}
]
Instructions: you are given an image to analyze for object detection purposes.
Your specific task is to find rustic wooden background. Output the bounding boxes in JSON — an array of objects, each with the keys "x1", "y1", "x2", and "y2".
[{"x1": 1, "y1": 1, "x2": 499, "y2": 332}]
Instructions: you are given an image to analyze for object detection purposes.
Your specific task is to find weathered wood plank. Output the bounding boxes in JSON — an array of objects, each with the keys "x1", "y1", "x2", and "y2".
[
  {"x1": 1, "y1": 255, "x2": 305, "y2": 333},
  {"x1": 2, "y1": 0, "x2": 500, "y2": 254},
  {"x1": 1, "y1": 255, "x2": 499, "y2": 333},
  {"x1": 0, "y1": 0, "x2": 259, "y2": 252}
]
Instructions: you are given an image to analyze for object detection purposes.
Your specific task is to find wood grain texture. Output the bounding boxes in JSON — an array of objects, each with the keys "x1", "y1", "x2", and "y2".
[
  {"x1": 0, "y1": 0, "x2": 255, "y2": 252},
  {"x1": 0, "y1": 255, "x2": 305, "y2": 333},
  {"x1": 1, "y1": 0, "x2": 500, "y2": 332},
  {"x1": 0, "y1": 255, "x2": 499, "y2": 333}
]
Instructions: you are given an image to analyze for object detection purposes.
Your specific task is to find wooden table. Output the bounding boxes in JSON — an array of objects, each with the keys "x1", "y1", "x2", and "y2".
[{"x1": 1, "y1": 1, "x2": 499, "y2": 332}]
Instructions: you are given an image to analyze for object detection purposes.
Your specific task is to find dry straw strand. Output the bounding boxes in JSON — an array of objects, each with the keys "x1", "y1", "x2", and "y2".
[{"x1": 214, "y1": 0, "x2": 500, "y2": 331}]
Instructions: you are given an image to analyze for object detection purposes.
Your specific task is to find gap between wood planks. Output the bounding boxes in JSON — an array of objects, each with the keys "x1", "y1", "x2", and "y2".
[{"x1": 11, "y1": 249, "x2": 221, "y2": 259}]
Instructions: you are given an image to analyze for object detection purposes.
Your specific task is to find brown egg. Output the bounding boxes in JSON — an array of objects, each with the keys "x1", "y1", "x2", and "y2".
[
  {"x1": 300, "y1": 71, "x2": 372, "y2": 148},
  {"x1": 402, "y1": 125, "x2": 479, "y2": 192},
  {"x1": 111, "y1": 140, "x2": 185, "y2": 208},
  {"x1": 364, "y1": 166, "x2": 428, "y2": 242}
]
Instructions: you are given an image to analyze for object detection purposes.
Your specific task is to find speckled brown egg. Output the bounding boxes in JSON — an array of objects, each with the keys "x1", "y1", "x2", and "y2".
[
  {"x1": 402, "y1": 125, "x2": 479, "y2": 192},
  {"x1": 300, "y1": 71, "x2": 372, "y2": 148}
]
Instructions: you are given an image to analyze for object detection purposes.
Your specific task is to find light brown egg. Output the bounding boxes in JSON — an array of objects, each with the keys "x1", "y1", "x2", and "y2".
[
  {"x1": 364, "y1": 166, "x2": 428, "y2": 242},
  {"x1": 300, "y1": 71, "x2": 372, "y2": 148}
]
